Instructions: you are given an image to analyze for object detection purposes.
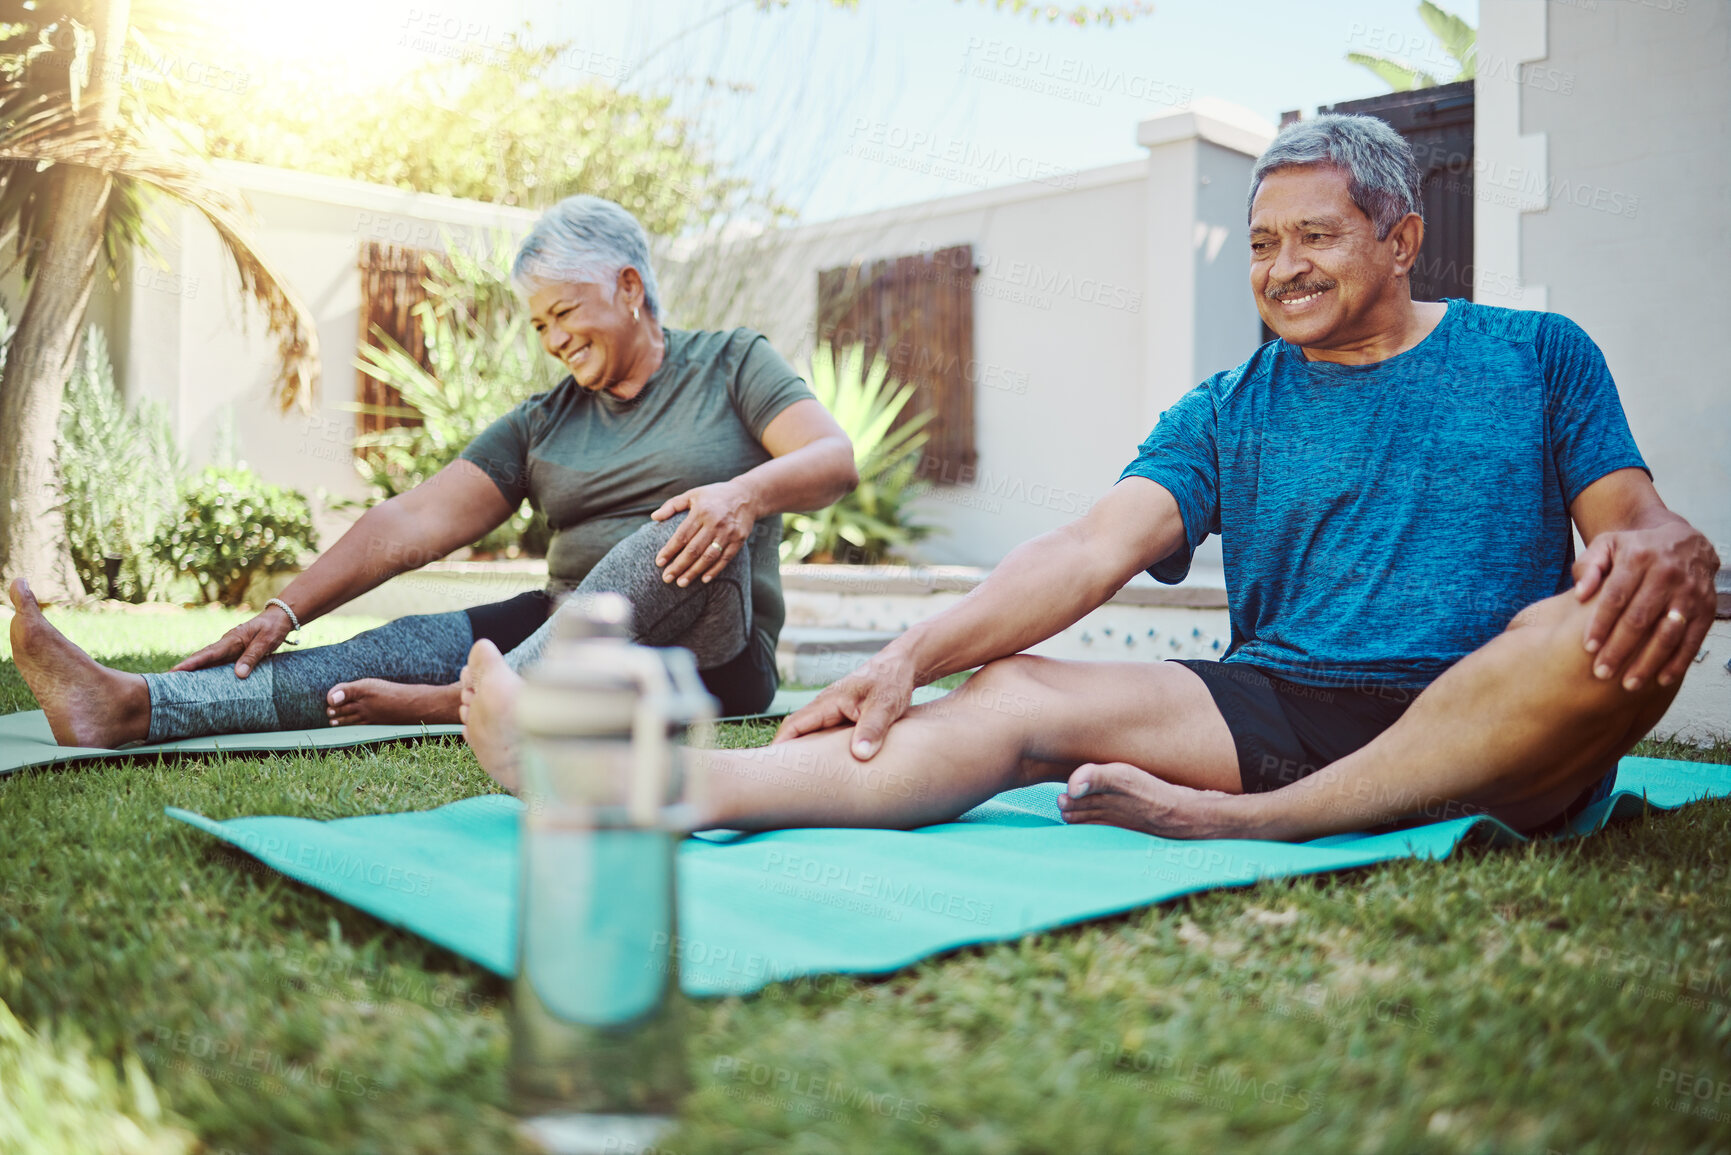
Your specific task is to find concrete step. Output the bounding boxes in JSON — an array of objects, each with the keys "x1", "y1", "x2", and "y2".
[{"x1": 776, "y1": 626, "x2": 903, "y2": 686}]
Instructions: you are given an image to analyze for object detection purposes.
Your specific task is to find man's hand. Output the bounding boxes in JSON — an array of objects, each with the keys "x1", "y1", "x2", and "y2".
[
  {"x1": 773, "y1": 648, "x2": 920, "y2": 760},
  {"x1": 1573, "y1": 520, "x2": 1719, "y2": 690},
  {"x1": 170, "y1": 604, "x2": 296, "y2": 680},
  {"x1": 651, "y1": 481, "x2": 758, "y2": 587}
]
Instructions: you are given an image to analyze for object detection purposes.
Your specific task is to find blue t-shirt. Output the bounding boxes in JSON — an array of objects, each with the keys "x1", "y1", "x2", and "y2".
[{"x1": 1120, "y1": 299, "x2": 1648, "y2": 689}]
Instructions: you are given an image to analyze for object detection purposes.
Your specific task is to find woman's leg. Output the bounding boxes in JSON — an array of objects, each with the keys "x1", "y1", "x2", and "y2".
[
  {"x1": 324, "y1": 591, "x2": 556, "y2": 726},
  {"x1": 142, "y1": 610, "x2": 476, "y2": 741},
  {"x1": 504, "y1": 514, "x2": 755, "y2": 685}
]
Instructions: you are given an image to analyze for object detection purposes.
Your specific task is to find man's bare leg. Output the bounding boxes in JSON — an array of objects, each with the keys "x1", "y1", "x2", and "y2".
[
  {"x1": 460, "y1": 648, "x2": 1241, "y2": 829},
  {"x1": 7, "y1": 579, "x2": 150, "y2": 747},
  {"x1": 1059, "y1": 589, "x2": 1684, "y2": 840},
  {"x1": 326, "y1": 679, "x2": 462, "y2": 726}
]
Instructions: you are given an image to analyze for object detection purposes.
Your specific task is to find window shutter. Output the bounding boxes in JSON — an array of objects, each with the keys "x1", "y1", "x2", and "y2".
[
  {"x1": 355, "y1": 242, "x2": 433, "y2": 439},
  {"x1": 816, "y1": 245, "x2": 977, "y2": 477}
]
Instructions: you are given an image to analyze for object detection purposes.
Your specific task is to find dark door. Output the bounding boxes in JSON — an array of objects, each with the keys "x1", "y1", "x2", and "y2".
[{"x1": 1319, "y1": 80, "x2": 1475, "y2": 302}]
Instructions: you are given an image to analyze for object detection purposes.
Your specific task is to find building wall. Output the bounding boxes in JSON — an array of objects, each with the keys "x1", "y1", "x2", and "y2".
[
  {"x1": 111, "y1": 163, "x2": 538, "y2": 547},
  {"x1": 102, "y1": 110, "x2": 1276, "y2": 569},
  {"x1": 695, "y1": 104, "x2": 1273, "y2": 567},
  {"x1": 1477, "y1": 0, "x2": 1731, "y2": 557}
]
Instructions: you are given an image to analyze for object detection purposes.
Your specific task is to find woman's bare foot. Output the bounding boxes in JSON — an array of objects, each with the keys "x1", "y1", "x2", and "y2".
[
  {"x1": 7, "y1": 579, "x2": 150, "y2": 747},
  {"x1": 459, "y1": 639, "x2": 523, "y2": 792},
  {"x1": 325, "y1": 679, "x2": 461, "y2": 726}
]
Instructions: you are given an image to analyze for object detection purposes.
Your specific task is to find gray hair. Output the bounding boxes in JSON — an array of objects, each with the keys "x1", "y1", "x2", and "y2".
[
  {"x1": 511, "y1": 194, "x2": 662, "y2": 318},
  {"x1": 1247, "y1": 114, "x2": 1423, "y2": 240}
]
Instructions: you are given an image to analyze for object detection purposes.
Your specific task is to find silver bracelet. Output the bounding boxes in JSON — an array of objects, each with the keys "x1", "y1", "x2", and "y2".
[{"x1": 266, "y1": 597, "x2": 303, "y2": 646}]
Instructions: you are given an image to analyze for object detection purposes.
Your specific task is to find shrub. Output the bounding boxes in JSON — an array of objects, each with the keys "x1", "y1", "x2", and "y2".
[
  {"x1": 53, "y1": 324, "x2": 186, "y2": 602},
  {"x1": 781, "y1": 343, "x2": 934, "y2": 565},
  {"x1": 153, "y1": 466, "x2": 319, "y2": 606}
]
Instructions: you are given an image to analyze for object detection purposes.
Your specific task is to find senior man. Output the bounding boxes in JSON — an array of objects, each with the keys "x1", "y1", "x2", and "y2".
[{"x1": 461, "y1": 113, "x2": 1718, "y2": 841}]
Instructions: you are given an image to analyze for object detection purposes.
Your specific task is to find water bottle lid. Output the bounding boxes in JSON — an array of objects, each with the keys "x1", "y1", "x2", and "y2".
[{"x1": 552, "y1": 592, "x2": 632, "y2": 642}]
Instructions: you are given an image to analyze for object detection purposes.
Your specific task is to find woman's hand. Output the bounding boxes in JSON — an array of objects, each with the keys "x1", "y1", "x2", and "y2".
[
  {"x1": 651, "y1": 481, "x2": 759, "y2": 586},
  {"x1": 170, "y1": 603, "x2": 296, "y2": 679}
]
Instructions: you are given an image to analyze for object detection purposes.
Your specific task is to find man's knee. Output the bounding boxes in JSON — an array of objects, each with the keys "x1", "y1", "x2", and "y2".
[
  {"x1": 953, "y1": 655, "x2": 1056, "y2": 722},
  {"x1": 1495, "y1": 589, "x2": 1678, "y2": 711}
]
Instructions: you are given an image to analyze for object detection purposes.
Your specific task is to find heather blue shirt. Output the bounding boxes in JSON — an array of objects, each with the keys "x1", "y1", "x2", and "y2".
[{"x1": 1120, "y1": 299, "x2": 1648, "y2": 689}]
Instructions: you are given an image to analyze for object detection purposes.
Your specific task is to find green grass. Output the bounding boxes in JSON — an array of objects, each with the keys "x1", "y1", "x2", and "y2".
[{"x1": 2, "y1": 608, "x2": 1729, "y2": 1154}]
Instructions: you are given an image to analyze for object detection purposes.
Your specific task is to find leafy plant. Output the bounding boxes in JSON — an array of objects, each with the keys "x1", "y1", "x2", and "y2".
[
  {"x1": 1347, "y1": 1, "x2": 1475, "y2": 91},
  {"x1": 176, "y1": 38, "x2": 766, "y2": 232},
  {"x1": 781, "y1": 342, "x2": 934, "y2": 565},
  {"x1": 350, "y1": 236, "x2": 558, "y2": 557},
  {"x1": 152, "y1": 466, "x2": 318, "y2": 606},
  {"x1": 0, "y1": 998, "x2": 194, "y2": 1155},
  {"x1": 54, "y1": 322, "x2": 186, "y2": 603}
]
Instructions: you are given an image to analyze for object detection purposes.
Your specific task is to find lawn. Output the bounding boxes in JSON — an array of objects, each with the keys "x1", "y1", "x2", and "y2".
[{"x1": 2, "y1": 606, "x2": 1729, "y2": 1155}]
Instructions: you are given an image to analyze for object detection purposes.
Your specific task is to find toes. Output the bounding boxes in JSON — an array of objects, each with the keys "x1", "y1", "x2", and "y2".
[
  {"x1": 8, "y1": 578, "x2": 35, "y2": 613},
  {"x1": 328, "y1": 686, "x2": 348, "y2": 706}
]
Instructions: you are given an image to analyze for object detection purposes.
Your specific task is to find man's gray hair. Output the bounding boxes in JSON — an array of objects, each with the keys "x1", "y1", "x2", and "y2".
[
  {"x1": 1247, "y1": 114, "x2": 1423, "y2": 240},
  {"x1": 511, "y1": 194, "x2": 662, "y2": 318}
]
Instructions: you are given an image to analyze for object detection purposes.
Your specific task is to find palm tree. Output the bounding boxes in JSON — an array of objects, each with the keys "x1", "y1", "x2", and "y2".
[
  {"x1": 1347, "y1": 1, "x2": 1476, "y2": 92},
  {"x1": 0, "y1": 0, "x2": 318, "y2": 599}
]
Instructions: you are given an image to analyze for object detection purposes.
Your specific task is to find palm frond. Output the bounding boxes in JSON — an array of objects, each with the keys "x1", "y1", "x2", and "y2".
[
  {"x1": 0, "y1": 102, "x2": 320, "y2": 411},
  {"x1": 1345, "y1": 52, "x2": 1438, "y2": 92},
  {"x1": 1417, "y1": 1, "x2": 1476, "y2": 77}
]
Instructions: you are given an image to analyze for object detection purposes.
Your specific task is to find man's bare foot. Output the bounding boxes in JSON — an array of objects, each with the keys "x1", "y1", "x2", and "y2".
[
  {"x1": 1055, "y1": 761, "x2": 1238, "y2": 840},
  {"x1": 7, "y1": 578, "x2": 150, "y2": 748},
  {"x1": 325, "y1": 679, "x2": 461, "y2": 726},
  {"x1": 460, "y1": 639, "x2": 523, "y2": 792}
]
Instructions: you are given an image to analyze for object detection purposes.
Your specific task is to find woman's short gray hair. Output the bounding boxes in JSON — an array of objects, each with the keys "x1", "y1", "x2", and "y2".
[
  {"x1": 511, "y1": 194, "x2": 662, "y2": 318},
  {"x1": 1247, "y1": 114, "x2": 1424, "y2": 240}
]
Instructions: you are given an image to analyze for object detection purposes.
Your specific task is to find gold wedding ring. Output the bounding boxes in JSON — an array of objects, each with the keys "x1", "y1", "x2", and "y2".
[
  {"x1": 708, "y1": 541, "x2": 723, "y2": 553},
  {"x1": 1666, "y1": 608, "x2": 1687, "y2": 625}
]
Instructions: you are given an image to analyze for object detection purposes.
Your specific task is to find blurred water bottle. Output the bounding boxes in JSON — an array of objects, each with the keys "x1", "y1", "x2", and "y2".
[{"x1": 510, "y1": 592, "x2": 715, "y2": 1135}]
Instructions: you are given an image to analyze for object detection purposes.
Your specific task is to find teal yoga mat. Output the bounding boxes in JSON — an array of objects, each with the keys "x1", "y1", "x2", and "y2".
[
  {"x1": 166, "y1": 756, "x2": 1731, "y2": 997},
  {"x1": 0, "y1": 687, "x2": 862, "y2": 777}
]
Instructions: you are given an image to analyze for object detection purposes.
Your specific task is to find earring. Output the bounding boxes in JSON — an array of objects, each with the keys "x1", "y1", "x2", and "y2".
[{"x1": 632, "y1": 306, "x2": 640, "y2": 321}]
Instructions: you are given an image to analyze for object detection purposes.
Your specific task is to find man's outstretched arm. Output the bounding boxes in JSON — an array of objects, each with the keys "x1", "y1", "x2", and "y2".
[{"x1": 774, "y1": 476, "x2": 1189, "y2": 758}]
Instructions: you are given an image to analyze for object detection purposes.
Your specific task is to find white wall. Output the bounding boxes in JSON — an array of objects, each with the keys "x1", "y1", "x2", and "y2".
[
  {"x1": 112, "y1": 163, "x2": 538, "y2": 547},
  {"x1": 1476, "y1": 0, "x2": 1731, "y2": 558},
  {"x1": 696, "y1": 103, "x2": 1272, "y2": 568}
]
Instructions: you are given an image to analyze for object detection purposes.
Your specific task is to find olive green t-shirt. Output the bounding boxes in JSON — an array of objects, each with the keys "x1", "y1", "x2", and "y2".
[{"x1": 460, "y1": 327, "x2": 815, "y2": 665}]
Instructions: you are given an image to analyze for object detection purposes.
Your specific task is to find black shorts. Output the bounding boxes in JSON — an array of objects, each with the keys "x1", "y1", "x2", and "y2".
[
  {"x1": 464, "y1": 590, "x2": 777, "y2": 717},
  {"x1": 1171, "y1": 659, "x2": 1415, "y2": 793},
  {"x1": 1173, "y1": 658, "x2": 1618, "y2": 829}
]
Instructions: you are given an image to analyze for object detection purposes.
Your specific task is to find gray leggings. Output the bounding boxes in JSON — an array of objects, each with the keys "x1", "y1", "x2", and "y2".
[{"x1": 142, "y1": 514, "x2": 753, "y2": 742}]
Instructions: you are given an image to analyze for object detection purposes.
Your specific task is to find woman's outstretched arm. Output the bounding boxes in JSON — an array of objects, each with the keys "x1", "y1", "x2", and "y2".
[{"x1": 172, "y1": 459, "x2": 516, "y2": 678}]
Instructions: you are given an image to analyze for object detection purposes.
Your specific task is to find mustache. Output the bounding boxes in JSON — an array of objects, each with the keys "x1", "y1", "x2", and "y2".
[{"x1": 1265, "y1": 279, "x2": 1336, "y2": 301}]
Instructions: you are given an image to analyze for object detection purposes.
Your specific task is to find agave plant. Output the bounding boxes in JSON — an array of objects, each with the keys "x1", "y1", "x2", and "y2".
[{"x1": 781, "y1": 342, "x2": 934, "y2": 565}]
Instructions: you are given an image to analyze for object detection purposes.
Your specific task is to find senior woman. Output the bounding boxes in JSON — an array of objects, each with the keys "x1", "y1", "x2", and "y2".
[{"x1": 8, "y1": 195, "x2": 857, "y2": 748}]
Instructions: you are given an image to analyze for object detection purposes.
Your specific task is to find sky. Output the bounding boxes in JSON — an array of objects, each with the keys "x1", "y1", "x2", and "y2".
[{"x1": 208, "y1": 0, "x2": 1479, "y2": 224}]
